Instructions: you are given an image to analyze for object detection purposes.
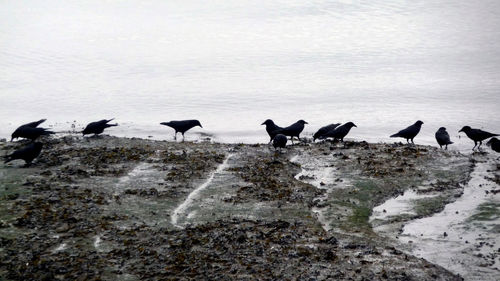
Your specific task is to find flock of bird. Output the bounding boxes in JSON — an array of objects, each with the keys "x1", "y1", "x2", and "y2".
[{"x1": 3, "y1": 118, "x2": 500, "y2": 166}]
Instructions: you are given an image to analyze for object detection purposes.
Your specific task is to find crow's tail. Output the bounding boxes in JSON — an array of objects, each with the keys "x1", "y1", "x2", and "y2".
[
  {"x1": 32, "y1": 119, "x2": 47, "y2": 127},
  {"x1": 160, "y1": 122, "x2": 171, "y2": 126},
  {"x1": 390, "y1": 133, "x2": 400, "y2": 138}
]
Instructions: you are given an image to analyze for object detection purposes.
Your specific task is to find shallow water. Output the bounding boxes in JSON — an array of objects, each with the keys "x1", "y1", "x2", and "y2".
[
  {"x1": 371, "y1": 155, "x2": 500, "y2": 281},
  {"x1": 1, "y1": 0, "x2": 499, "y2": 148}
]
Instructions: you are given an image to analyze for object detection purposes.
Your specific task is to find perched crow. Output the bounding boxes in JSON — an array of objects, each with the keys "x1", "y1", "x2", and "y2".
[
  {"x1": 486, "y1": 137, "x2": 500, "y2": 154},
  {"x1": 272, "y1": 134, "x2": 287, "y2": 152},
  {"x1": 279, "y1": 120, "x2": 308, "y2": 143},
  {"x1": 82, "y1": 119, "x2": 118, "y2": 136},
  {"x1": 4, "y1": 142, "x2": 43, "y2": 166},
  {"x1": 261, "y1": 119, "x2": 284, "y2": 143},
  {"x1": 11, "y1": 126, "x2": 55, "y2": 141},
  {"x1": 11, "y1": 119, "x2": 50, "y2": 141},
  {"x1": 435, "y1": 127, "x2": 453, "y2": 149},
  {"x1": 160, "y1": 120, "x2": 202, "y2": 140},
  {"x1": 321, "y1": 122, "x2": 357, "y2": 142},
  {"x1": 313, "y1": 123, "x2": 341, "y2": 142},
  {"x1": 459, "y1": 126, "x2": 499, "y2": 150},
  {"x1": 390, "y1": 120, "x2": 424, "y2": 144}
]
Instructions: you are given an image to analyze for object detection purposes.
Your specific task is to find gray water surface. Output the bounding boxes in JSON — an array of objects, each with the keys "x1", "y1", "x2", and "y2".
[{"x1": 1, "y1": 0, "x2": 499, "y2": 147}]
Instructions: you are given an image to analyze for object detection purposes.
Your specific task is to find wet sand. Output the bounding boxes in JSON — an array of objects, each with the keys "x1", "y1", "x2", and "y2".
[{"x1": 0, "y1": 135, "x2": 496, "y2": 280}]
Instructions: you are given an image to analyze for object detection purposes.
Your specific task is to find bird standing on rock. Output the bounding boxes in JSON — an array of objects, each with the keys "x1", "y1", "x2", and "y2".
[
  {"x1": 82, "y1": 119, "x2": 118, "y2": 136},
  {"x1": 160, "y1": 120, "x2": 202, "y2": 141},
  {"x1": 459, "y1": 126, "x2": 499, "y2": 150},
  {"x1": 278, "y1": 120, "x2": 308, "y2": 143},
  {"x1": 313, "y1": 123, "x2": 341, "y2": 142},
  {"x1": 261, "y1": 119, "x2": 284, "y2": 143},
  {"x1": 435, "y1": 127, "x2": 453, "y2": 149},
  {"x1": 320, "y1": 122, "x2": 357, "y2": 142},
  {"x1": 390, "y1": 120, "x2": 423, "y2": 144},
  {"x1": 272, "y1": 134, "x2": 287, "y2": 153},
  {"x1": 4, "y1": 142, "x2": 43, "y2": 167},
  {"x1": 11, "y1": 119, "x2": 54, "y2": 141}
]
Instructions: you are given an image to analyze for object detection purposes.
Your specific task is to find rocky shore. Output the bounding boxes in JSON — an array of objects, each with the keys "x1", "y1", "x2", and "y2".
[{"x1": 0, "y1": 135, "x2": 486, "y2": 280}]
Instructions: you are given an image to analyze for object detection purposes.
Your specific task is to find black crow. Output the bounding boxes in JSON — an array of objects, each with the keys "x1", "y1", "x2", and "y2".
[
  {"x1": 313, "y1": 123, "x2": 341, "y2": 142},
  {"x1": 486, "y1": 137, "x2": 500, "y2": 154},
  {"x1": 11, "y1": 119, "x2": 49, "y2": 141},
  {"x1": 261, "y1": 119, "x2": 284, "y2": 142},
  {"x1": 160, "y1": 120, "x2": 202, "y2": 140},
  {"x1": 11, "y1": 126, "x2": 55, "y2": 141},
  {"x1": 459, "y1": 126, "x2": 499, "y2": 150},
  {"x1": 82, "y1": 119, "x2": 118, "y2": 136},
  {"x1": 435, "y1": 127, "x2": 453, "y2": 149},
  {"x1": 320, "y1": 122, "x2": 357, "y2": 142},
  {"x1": 272, "y1": 134, "x2": 287, "y2": 152},
  {"x1": 390, "y1": 120, "x2": 424, "y2": 144},
  {"x1": 279, "y1": 120, "x2": 308, "y2": 143},
  {"x1": 4, "y1": 142, "x2": 43, "y2": 167}
]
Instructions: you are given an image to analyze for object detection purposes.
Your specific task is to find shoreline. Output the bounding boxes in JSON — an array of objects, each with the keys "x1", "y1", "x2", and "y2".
[{"x1": 1, "y1": 135, "x2": 497, "y2": 280}]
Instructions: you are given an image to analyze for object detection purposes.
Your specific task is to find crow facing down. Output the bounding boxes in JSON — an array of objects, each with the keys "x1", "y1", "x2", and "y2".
[
  {"x1": 435, "y1": 127, "x2": 453, "y2": 150},
  {"x1": 4, "y1": 142, "x2": 43, "y2": 167},
  {"x1": 278, "y1": 120, "x2": 308, "y2": 143},
  {"x1": 272, "y1": 134, "x2": 287, "y2": 152},
  {"x1": 82, "y1": 119, "x2": 118, "y2": 136},
  {"x1": 11, "y1": 126, "x2": 55, "y2": 141},
  {"x1": 261, "y1": 119, "x2": 284, "y2": 143},
  {"x1": 313, "y1": 123, "x2": 341, "y2": 142},
  {"x1": 390, "y1": 120, "x2": 424, "y2": 144},
  {"x1": 11, "y1": 119, "x2": 53, "y2": 141},
  {"x1": 459, "y1": 126, "x2": 499, "y2": 150},
  {"x1": 320, "y1": 122, "x2": 357, "y2": 142},
  {"x1": 487, "y1": 138, "x2": 500, "y2": 154},
  {"x1": 160, "y1": 120, "x2": 202, "y2": 140}
]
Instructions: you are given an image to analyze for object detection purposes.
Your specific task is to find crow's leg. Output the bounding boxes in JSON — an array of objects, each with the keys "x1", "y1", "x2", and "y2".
[
  {"x1": 174, "y1": 132, "x2": 177, "y2": 140},
  {"x1": 472, "y1": 141, "x2": 477, "y2": 151},
  {"x1": 182, "y1": 133, "x2": 185, "y2": 142}
]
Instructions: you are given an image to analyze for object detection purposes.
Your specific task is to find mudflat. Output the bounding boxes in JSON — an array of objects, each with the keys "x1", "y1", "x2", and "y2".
[{"x1": 0, "y1": 135, "x2": 489, "y2": 280}]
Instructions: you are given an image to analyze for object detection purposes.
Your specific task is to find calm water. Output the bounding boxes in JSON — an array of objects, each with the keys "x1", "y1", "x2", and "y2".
[{"x1": 1, "y1": 0, "x2": 499, "y2": 148}]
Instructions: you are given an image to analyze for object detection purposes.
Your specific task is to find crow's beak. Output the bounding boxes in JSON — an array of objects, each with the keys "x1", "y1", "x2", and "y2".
[
  {"x1": 10, "y1": 137, "x2": 14, "y2": 142},
  {"x1": 305, "y1": 121, "x2": 308, "y2": 124},
  {"x1": 354, "y1": 124, "x2": 357, "y2": 127},
  {"x1": 458, "y1": 129, "x2": 463, "y2": 133},
  {"x1": 261, "y1": 122, "x2": 265, "y2": 125}
]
